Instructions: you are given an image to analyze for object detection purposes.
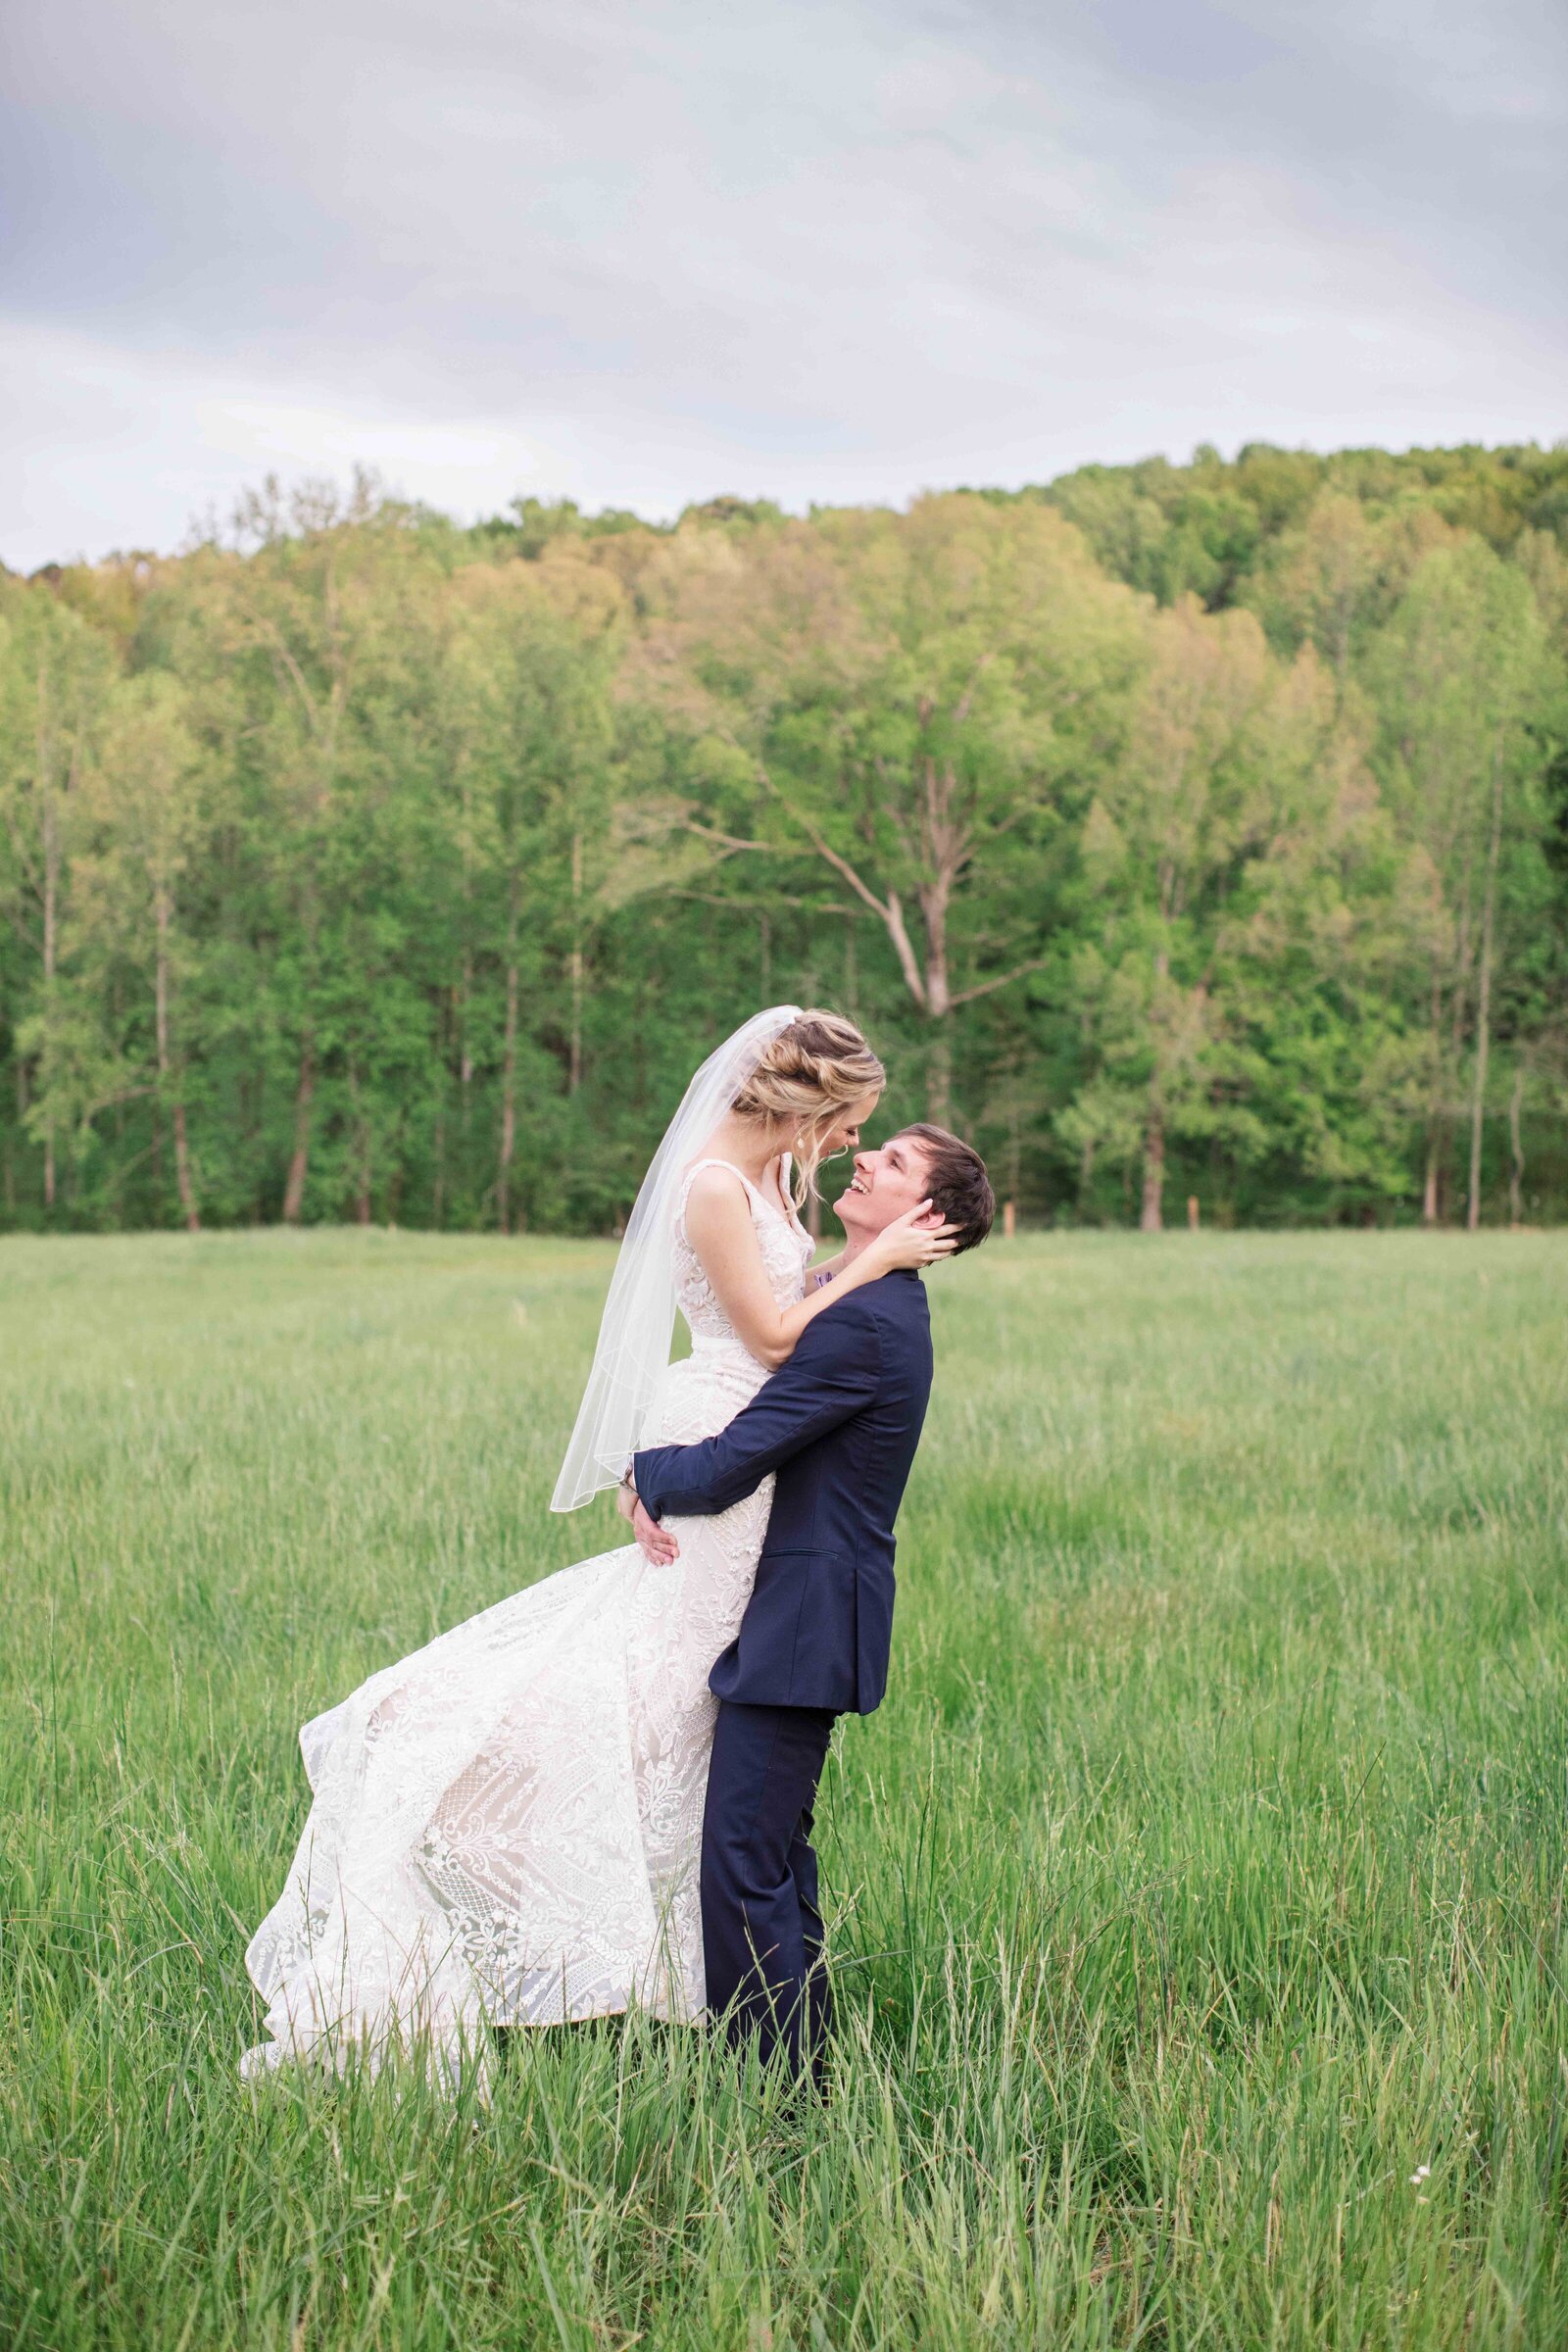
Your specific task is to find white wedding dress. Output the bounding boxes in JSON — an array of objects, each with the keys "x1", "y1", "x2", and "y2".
[{"x1": 242, "y1": 1160, "x2": 813, "y2": 2083}]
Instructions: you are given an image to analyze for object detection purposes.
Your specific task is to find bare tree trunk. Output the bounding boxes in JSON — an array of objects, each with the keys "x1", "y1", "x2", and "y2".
[
  {"x1": 1141, "y1": 1102, "x2": 1165, "y2": 1232},
  {"x1": 154, "y1": 892, "x2": 200, "y2": 1232},
  {"x1": 460, "y1": 950, "x2": 473, "y2": 1140},
  {"x1": 113, "y1": 974, "x2": 125, "y2": 1151},
  {"x1": 568, "y1": 829, "x2": 584, "y2": 1095},
  {"x1": 1507, "y1": 1063, "x2": 1525, "y2": 1228},
  {"x1": 498, "y1": 873, "x2": 520, "y2": 1235},
  {"x1": 38, "y1": 670, "x2": 58, "y2": 1210},
  {"x1": 347, "y1": 1061, "x2": 371, "y2": 1223},
  {"x1": 172, "y1": 1102, "x2": 199, "y2": 1233},
  {"x1": 1451, "y1": 845, "x2": 1475, "y2": 1059},
  {"x1": 568, "y1": 944, "x2": 584, "y2": 1096},
  {"x1": 926, "y1": 1025, "x2": 952, "y2": 1123},
  {"x1": 922, "y1": 871, "x2": 953, "y2": 1123},
  {"x1": 432, "y1": 1084, "x2": 446, "y2": 1230},
  {"x1": 458, "y1": 774, "x2": 474, "y2": 1145},
  {"x1": 1466, "y1": 739, "x2": 1505, "y2": 1234},
  {"x1": 760, "y1": 759, "x2": 1041, "y2": 1116},
  {"x1": 6, "y1": 1060, "x2": 22, "y2": 1216},
  {"x1": 1422, "y1": 953, "x2": 1444, "y2": 1224},
  {"x1": 1005, "y1": 1077, "x2": 1022, "y2": 1210},
  {"x1": 282, "y1": 1037, "x2": 315, "y2": 1223}
]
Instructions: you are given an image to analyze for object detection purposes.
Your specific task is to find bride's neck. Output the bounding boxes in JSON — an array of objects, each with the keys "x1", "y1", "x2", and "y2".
[{"x1": 703, "y1": 1113, "x2": 788, "y2": 1186}]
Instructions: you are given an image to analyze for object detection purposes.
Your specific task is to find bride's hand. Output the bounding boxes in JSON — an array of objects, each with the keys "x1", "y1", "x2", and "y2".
[{"x1": 863, "y1": 1200, "x2": 960, "y2": 1274}]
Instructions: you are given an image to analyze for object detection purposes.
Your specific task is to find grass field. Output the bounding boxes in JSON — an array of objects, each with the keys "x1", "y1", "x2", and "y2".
[{"x1": 2, "y1": 1227, "x2": 1565, "y2": 2350}]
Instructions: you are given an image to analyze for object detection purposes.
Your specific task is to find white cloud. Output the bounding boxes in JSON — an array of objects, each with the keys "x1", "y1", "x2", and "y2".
[{"x1": 2, "y1": 0, "x2": 1563, "y2": 569}]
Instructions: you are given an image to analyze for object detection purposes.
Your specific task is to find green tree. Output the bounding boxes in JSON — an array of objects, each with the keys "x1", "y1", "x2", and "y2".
[
  {"x1": 48, "y1": 674, "x2": 210, "y2": 1227},
  {"x1": 1242, "y1": 493, "x2": 1451, "y2": 686},
  {"x1": 0, "y1": 583, "x2": 114, "y2": 1214},
  {"x1": 1057, "y1": 602, "x2": 1374, "y2": 1229},
  {"x1": 2, "y1": 444, "x2": 1566, "y2": 1237},
  {"x1": 642, "y1": 494, "x2": 1146, "y2": 1118},
  {"x1": 1366, "y1": 538, "x2": 1560, "y2": 1224},
  {"x1": 444, "y1": 549, "x2": 622, "y2": 1230},
  {"x1": 171, "y1": 485, "x2": 455, "y2": 1222}
]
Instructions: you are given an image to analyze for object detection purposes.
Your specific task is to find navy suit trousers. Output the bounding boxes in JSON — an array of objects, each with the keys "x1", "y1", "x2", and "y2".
[{"x1": 701, "y1": 1701, "x2": 837, "y2": 2081}]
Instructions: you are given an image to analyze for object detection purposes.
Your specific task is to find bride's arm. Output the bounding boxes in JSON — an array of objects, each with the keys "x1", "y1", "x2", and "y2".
[{"x1": 682, "y1": 1167, "x2": 954, "y2": 1371}]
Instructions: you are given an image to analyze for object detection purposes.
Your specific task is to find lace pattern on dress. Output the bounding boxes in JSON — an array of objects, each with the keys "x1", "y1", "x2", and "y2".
[{"x1": 241, "y1": 1156, "x2": 813, "y2": 2087}]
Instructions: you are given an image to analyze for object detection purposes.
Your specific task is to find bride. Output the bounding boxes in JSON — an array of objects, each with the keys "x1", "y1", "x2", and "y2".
[{"x1": 241, "y1": 1006, "x2": 953, "y2": 2082}]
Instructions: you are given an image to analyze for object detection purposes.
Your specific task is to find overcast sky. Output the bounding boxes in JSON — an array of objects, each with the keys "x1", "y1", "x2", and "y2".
[{"x1": 3, "y1": 0, "x2": 1564, "y2": 570}]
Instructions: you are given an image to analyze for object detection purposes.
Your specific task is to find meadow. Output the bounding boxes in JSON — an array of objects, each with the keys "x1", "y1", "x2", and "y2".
[{"x1": 2, "y1": 1226, "x2": 1565, "y2": 2351}]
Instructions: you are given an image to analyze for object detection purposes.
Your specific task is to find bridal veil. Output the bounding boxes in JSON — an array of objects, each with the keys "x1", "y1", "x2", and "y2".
[{"x1": 549, "y1": 1004, "x2": 802, "y2": 1512}]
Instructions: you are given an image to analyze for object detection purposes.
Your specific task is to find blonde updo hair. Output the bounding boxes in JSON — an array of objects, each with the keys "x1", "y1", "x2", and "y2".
[{"x1": 732, "y1": 1009, "x2": 886, "y2": 1204}]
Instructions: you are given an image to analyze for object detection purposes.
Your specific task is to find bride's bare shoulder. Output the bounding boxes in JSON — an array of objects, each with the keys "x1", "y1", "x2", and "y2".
[
  {"x1": 681, "y1": 1162, "x2": 755, "y2": 1232},
  {"x1": 682, "y1": 1166, "x2": 777, "y2": 1288}
]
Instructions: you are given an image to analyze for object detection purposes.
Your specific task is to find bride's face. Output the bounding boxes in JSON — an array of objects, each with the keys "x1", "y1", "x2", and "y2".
[{"x1": 811, "y1": 1090, "x2": 882, "y2": 1167}]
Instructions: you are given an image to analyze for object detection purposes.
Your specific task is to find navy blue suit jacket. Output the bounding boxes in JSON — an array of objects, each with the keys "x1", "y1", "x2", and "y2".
[{"x1": 633, "y1": 1269, "x2": 933, "y2": 1716}]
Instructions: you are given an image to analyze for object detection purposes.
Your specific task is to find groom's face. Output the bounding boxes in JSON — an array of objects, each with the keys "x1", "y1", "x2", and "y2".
[{"x1": 833, "y1": 1132, "x2": 937, "y2": 1237}]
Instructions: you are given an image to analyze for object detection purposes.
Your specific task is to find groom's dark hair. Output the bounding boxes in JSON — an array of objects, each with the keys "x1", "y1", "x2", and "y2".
[{"x1": 897, "y1": 1124, "x2": 995, "y2": 1254}]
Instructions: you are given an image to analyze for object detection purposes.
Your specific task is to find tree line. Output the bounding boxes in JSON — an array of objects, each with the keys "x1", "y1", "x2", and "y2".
[{"x1": 3, "y1": 440, "x2": 1566, "y2": 1236}]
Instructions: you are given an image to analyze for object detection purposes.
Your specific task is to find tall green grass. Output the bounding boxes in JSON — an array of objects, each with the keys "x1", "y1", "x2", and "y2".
[{"x1": 2, "y1": 1229, "x2": 1565, "y2": 2349}]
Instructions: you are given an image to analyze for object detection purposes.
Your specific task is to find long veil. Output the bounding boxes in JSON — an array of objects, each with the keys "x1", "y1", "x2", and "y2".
[{"x1": 550, "y1": 1005, "x2": 803, "y2": 1512}]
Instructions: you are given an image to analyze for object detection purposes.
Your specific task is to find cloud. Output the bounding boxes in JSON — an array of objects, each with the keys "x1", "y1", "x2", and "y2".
[{"x1": 2, "y1": 0, "x2": 1563, "y2": 568}]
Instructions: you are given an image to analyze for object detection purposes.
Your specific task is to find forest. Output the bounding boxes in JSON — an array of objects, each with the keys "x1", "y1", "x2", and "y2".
[{"x1": 3, "y1": 437, "x2": 1566, "y2": 1235}]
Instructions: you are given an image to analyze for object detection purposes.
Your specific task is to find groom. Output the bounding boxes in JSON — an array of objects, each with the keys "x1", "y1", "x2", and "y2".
[{"x1": 626, "y1": 1122, "x2": 995, "y2": 2082}]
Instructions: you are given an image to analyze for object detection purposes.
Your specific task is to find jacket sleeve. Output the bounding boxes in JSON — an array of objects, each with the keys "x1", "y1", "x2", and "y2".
[{"x1": 634, "y1": 1301, "x2": 882, "y2": 1521}]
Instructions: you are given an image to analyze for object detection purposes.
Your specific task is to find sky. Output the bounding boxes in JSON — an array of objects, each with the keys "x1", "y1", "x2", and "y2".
[{"x1": 3, "y1": 0, "x2": 1565, "y2": 571}]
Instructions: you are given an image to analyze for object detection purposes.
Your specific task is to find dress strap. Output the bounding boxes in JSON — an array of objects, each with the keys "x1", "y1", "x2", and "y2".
[
  {"x1": 676, "y1": 1156, "x2": 790, "y2": 1231},
  {"x1": 680, "y1": 1154, "x2": 756, "y2": 1197}
]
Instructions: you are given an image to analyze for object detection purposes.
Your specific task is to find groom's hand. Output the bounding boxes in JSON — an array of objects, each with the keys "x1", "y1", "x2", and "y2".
[{"x1": 633, "y1": 1496, "x2": 679, "y2": 1565}]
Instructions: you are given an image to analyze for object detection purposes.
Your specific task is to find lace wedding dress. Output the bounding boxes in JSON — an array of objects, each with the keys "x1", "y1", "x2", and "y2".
[{"x1": 241, "y1": 1159, "x2": 812, "y2": 2083}]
